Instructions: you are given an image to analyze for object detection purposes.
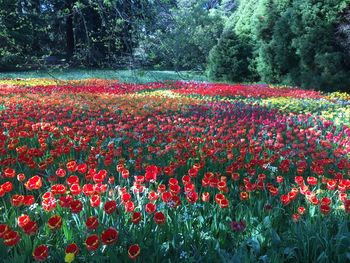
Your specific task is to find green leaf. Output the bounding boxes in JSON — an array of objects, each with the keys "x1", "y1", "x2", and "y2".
[{"x1": 271, "y1": 229, "x2": 281, "y2": 249}]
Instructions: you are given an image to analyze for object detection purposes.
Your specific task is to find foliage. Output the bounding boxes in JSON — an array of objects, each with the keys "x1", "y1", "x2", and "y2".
[
  {"x1": 209, "y1": 0, "x2": 350, "y2": 91},
  {"x1": 207, "y1": 29, "x2": 255, "y2": 82}
]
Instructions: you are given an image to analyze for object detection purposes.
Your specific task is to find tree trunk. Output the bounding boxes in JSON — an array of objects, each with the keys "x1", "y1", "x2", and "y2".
[{"x1": 66, "y1": 0, "x2": 75, "y2": 61}]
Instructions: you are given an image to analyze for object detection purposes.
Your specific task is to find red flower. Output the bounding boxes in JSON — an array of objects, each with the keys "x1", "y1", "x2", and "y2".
[
  {"x1": 85, "y1": 234, "x2": 100, "y2": 251},
  {"x1": 23, "y1": 195, "x2": 35, "y2": 206},
  {"x1": 154, "y1": 211, "x2": 166, "y2": 225},
  {"x1": 124, "y1": 201, "x2": 135, "y2": 212},
  {"x1": 17, "y1": 173, "x2": 26, "y2": 182},
  {"x1": 77, "y1": 163, "x2": 87, "y2": 174},
  {"x1": 279, "y1": 159, "x2": 290, "y2": 172},
  {"x1": 201, "y1": 192, "x2": 210, "y2": 202},
  {"x1": 11, "y1": 194, "x2": 24, "y2": 207},
  {"x1": 215, "y1": 193, "x2": 225, "y2": 204},
  {"x1": 86, "y1": 216, "x2": 99, "y2": 230},
  {"x1": 128, "y1": 244, "x2": 141, "y2": 260},
  {"x1": 0, "y1": 224, "x2": 10, "y2": 238},
  {"x1": 297, "y1": 206, "x2": 306, "y2": 215},
  {"x1": 131, "y1": 212, "x2": 142, "y2": 224},
  {"x1": 157, "y1": 184, "x2": 166, "y2": 193},
  {"x1": 51, "y1": 184, "x2": 66, "y2": 195},
  {"x1": 23, "y1": 220, "x2": 38, "y2": 235},
  {"x1": 42, "y1": 197, "x2": 57, "y2": 212},
  {"x1": 327, "y1": 180, "x2": 337, "y2": 190},
  {"x1": 3, "y1": 230, "x2": 20, "y2": 246},
  {"x1": 33, "y1": 244, "x2": 49, "y2": 261},
  {"x1": 276, "y1": 176, "x2": 284, "y2": 184},
  {"x1": 25, "y1": 175, "x2": 42, "y2": 190},
  {"x1": 2, "y1": 181, "x2": 13, "y2": 193},
  {"x1": 121, "y1": 193, "x2": 131, "y2": 203},
  {"x1": 55, "y1": 168, "x2": 66, "y2": 178},
  {"x1": 294, "y1": 176, "x2": 304, "y2": 186},
  {"x1": 66, "y1": 160, "x2": 77, "y2": 172},
  {"x1": 240, "y1": 191, "x2": 249, "y2": 200},
  {"x1": 104, "y1": 200, "x2": 117, "y2": 214},
  {"x1": 65, "y1": 243, "x2": 79, "y2": 257},
  {"x1": 148, "y1": 191, "x2": 159, "y2": 201},
  {"x1": 145, "y1": 203, "x2": 156, "y2": 214},
  {"x1": 82, "y1": 184, "x2": 95, "y2": 196},
  {"x1": 292, "y1": 213, "x2": 300, "y2": 222},
  {"x1": 320, "y1": 204, "x2": 331, "y2": 215},
  {"x1": 66, "y1": 175, "x2": 79, "y2": 186},
  {"x1": 59, "y1": 195, "x2": 73, "y2": 208},
  {"x1": 101, "y1": 227, "x2": 118, "y2": 245},
  {"x1": 219, "y1": 198, "x2": 229, "y2": 208},
  {"x1": 70, "y1": 184, "x2": 82, "y2": 195},
  {"x1": 186, "y1": 191, "x2": 198, "y2": 204},
  {"x1": 17, "y1": 214, "x2": 31, "y2": 228},
  {"x1": 280, "y1": 194, "x2": 290, "y2": 205},
  {"x1": 121, "y1": 169, "x2": 130, "y2": 179},
  {"x1": 307, "y1": 176, "x2": 317, "y2": 186},
  {"x1": 65, "y1": 243, "x2": 79, "y2": 256},
  {"x1": 90, "y1": 194, "x2": 101, "y2": 208},
  {"x1": 47, "y1": 215, "x2": 62, "y2": 230},
  {"x1": 70, "y1": 200, "x2": 83, "y2": 213},
  {"x1": 4, "y1": 168, "x2": 15, "y2": 178}
]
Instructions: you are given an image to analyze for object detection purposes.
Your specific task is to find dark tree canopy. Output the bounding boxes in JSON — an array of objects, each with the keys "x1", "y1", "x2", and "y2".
[{"x1": 1, "y1": 0, "x2": 350, "y2": 91}]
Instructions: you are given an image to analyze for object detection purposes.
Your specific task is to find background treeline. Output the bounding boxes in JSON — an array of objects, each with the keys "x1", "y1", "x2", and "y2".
[{"x1": 1, "y1": 0, "x2": 350, "y2": 91}]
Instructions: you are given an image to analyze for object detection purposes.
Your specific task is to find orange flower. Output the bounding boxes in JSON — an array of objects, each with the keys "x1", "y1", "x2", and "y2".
[{"x1": 240, "y1": 191, "x2": 249, "y2": 201}]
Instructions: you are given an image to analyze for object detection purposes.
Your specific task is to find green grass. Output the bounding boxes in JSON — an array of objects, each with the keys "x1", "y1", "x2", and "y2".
[{"x1": 0, "y1": 69, "x2": 208, "y2": 83}]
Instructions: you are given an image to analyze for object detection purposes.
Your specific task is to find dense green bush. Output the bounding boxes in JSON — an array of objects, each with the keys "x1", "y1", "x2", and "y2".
[
  {"x1": 207, "y1": 29, "x2": 255, "y2": 82},
  {"x1": 208, "y1": 0, "x2": 350, "y2": 91}
]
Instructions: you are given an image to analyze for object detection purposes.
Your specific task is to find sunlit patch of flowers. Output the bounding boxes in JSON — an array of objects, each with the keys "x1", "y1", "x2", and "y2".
[{"x1": 0, "y1": 78, "x2": 349, "y2": 262}]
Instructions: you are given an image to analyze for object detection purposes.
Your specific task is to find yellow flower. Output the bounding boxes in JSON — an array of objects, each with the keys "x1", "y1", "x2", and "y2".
[{"x1": 65, "y1": 253, "x2": 75, "y2": 263}]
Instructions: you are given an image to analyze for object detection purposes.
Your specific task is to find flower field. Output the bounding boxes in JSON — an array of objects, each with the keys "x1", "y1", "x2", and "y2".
[{"x1": 0, "y1": 78, "x2": 349, "y2": 262}]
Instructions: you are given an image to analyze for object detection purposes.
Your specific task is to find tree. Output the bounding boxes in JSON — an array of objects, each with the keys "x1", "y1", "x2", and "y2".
[{"x1": 207, "y1": 29, "x2": 254, "y2": 82}]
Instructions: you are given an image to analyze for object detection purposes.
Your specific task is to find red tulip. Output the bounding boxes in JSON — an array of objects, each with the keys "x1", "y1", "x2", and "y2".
[
  {"x1": 101, "y1": 227, "x2": 118, "y2": 245},
  {"x1": 128, "y1": 244, "x2": 141, "y2": 260},
  {"x1": 33, "y1": 245, "x2": 49, "y2": 261},
  {"x1": 104, "y1": 200, "x2": 117, "y2": 214},
  {"x1": 65, "y1": 243, "x2": 79, "y2": 256},
  {"x1": 85, "y1": 234, "x2": 100, "y2": 251},
  {"x1": 145, "y1": 202, "x2": 156, "y2": 214},
  {"x1": 154, "y1": 211, "x2": 166, "y2": 225},
  {"x1": 131, "y1": 212, "x2": 142, "y2": 224},
  {"x1": 47, "y1": 215, "x2": 62, "y2": 230},
  {"x1": 3, "y1": 230, "x2": 20, "y2": 246},
  {"x1": 86, "y1": 216, "x2": 99, "y2": 230}
]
